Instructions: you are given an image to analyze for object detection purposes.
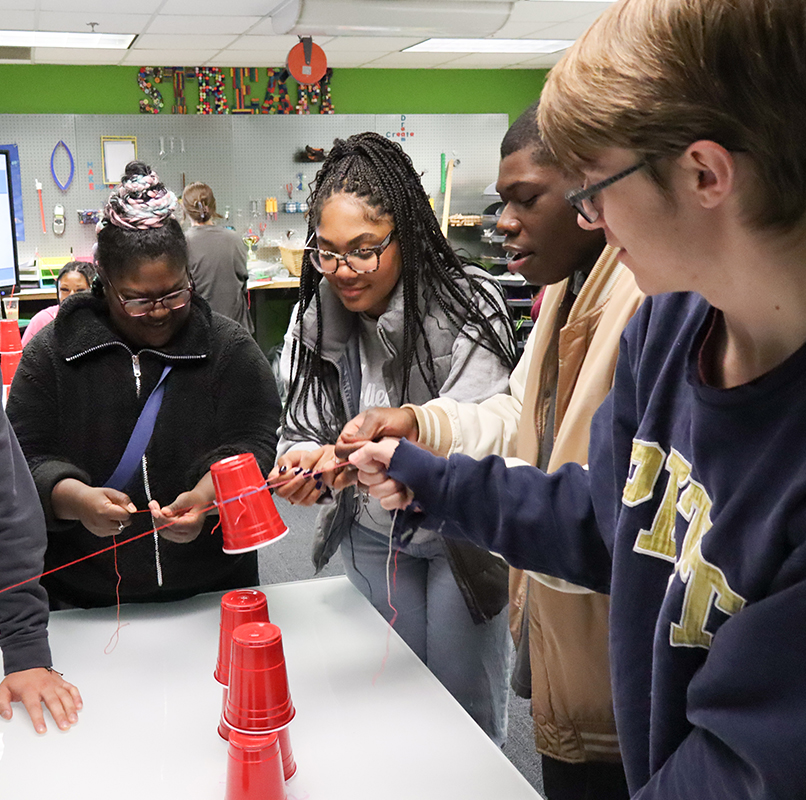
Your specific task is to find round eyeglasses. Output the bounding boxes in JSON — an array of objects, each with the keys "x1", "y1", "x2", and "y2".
[{"x1": 306, "y1": 230, "x2": 395, "y2": 274}]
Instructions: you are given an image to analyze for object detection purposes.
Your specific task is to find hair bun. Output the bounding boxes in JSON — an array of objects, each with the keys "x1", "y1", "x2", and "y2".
[{"x1": 98, "y1": 161, "x2": 177, "y2": 232}]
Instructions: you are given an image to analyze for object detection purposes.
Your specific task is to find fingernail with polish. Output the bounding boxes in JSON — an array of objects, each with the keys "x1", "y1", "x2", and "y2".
[
  {"x1": 279, "y1": 465, "x2": 287, "y2": 474},
  {"x1": 294, "y1": 467, "x2": 304, "y2": 475},
  {"x1": 303, "y1": 469, "x2": 313, "y2": 477},
  {"x1": 315, "y1": 480, "x2": 323, "y2": 490}
]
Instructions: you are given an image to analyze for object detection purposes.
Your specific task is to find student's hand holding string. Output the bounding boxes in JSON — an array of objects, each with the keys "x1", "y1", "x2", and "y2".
[
  {"x1": 0, "y1": 667, "x2": 83, "y2": 734},
  {"x1": 150, "y1": 472, "x2": 214, "y2": 543},
  {"x1": 51, "y1": 478, "x2": 137, "y2": 538},
  {"x1": 269, "y1": 446, "x2": 350, "y2": 506},
  {"x1": 348, "y1": 438, "x2": 415, "y2": 511},
  {"x1": 335, "y1": 408, "x2": 419, "y2": 459}
]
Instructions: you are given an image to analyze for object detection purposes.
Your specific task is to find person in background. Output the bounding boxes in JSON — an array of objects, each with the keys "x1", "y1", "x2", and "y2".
[
  {"x1": 182, "y1": 182, "x2": 253, "y2": 334},
  {"x1": 7, "y1": 161, "x2": 280, "y2": 609},
  {"x1": 21, "y1": 261, "x2": 95, "y2": 347},
  {"x1": 268, "y1": 131, "x2": 517, "y2": 745},
  {"x1": 346, "y1": 0, "x2": 806, "y2": 796},
  {"x1": 0, "y1": 389, "x2": 82, "y2": 733},
  {"x1": 337, "y1": 103, "x2": 643, "y2": 799}
]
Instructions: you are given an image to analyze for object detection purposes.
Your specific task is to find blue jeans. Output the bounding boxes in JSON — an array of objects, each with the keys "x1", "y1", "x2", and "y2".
[{"x1": 339, "y1": 524, "x2": 510, "y2": 746}]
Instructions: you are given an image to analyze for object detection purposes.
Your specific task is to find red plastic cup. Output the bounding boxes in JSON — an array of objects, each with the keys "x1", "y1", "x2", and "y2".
[
  {"x1": 215, "y1": 589, "x2": 270, "y2": 686},
  {"x1": 225, "y1": 622, "x2": 295, "y2": 735},
  {"x1": 1, "y1": 351, "x2": 21, "y2": 387},
  {"x1": 211, "y1": 453, "x2": 288, "y2": 554},
  {"x1": 278, "y1": 726, "x2": 297, "y2": 781},
  {"x1": 225, "y1": 731, "x2": 286, "y2": 800},
  {"x1": 221, "y1": 701, "x2": 297, "y2": 782},
  {"x1": 0, "y1": 320, "x2": 21, "y2": 353}
]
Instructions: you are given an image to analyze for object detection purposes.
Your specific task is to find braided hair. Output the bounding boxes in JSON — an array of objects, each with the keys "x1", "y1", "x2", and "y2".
[
  {"x1": 95, "y1": 161, "x2": 187, "y2": 282},
  {"x1": 284, "y1": 131, "x2": 517, "y2": 444}
]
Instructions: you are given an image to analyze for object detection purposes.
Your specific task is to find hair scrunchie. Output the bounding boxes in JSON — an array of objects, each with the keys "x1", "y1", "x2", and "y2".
[{"x1": 97, "y1": 170, "x2": 177, "y2": 232}]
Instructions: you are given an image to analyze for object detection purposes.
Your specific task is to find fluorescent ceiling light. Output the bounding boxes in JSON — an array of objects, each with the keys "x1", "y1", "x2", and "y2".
[
  {"x1": 403, "y1": 38, "x2": 573, "y2": 54},
  {"x1": 0, "y1": 30, "x2": 136, "y2": 49}
]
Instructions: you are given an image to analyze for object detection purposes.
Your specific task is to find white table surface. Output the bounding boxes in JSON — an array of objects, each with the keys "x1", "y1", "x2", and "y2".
[{"x1": 0, "y1": 576, "x2": 543, "y2": 800}]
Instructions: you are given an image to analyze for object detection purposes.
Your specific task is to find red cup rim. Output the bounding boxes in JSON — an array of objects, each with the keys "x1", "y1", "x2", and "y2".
[
  {"x1": 222, "y1": 526, "x2": 288, "y2": 554},
  {"x1": 225, "y1": 708, "x2": 296, "y2": 736}
]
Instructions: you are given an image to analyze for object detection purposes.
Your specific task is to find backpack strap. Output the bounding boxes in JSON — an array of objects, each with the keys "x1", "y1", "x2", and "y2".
[{"x1": 105, "y1": 364, "x2": 172, "y2": 492}]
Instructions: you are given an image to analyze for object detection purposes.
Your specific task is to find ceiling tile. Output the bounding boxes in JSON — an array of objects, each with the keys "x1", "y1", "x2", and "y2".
[
  {"x1": 206, "y1": 51, "x2": 292, "y2": 66},
  {"x1": 318, "y1": 52, "x2": 385, "y2": 68},
  {"x1": 227, "y1": 34, "x2": 301, "y2": 51},
  {"x1": 121, "y1": 49, "x2": 222, "y2": 65},
  {"x1": 132, "y1": 34, "x2": 237, "y2": 50},
  {"x1": 320, "y1": 36, "x2": 424, "y2": 52},
  {"x1": 492, "y1": 21, "x2": 562, "y2": 37},
  {"x1": 159, "y1": 0, "x2": 287, "y2": 14},
  {"x1": 37, "y1": 11, "x2": 152, "y2": 34},
  {"x1": 147, "y1": 15, "x2": 262, "y2": 35},
  {"x1": 38, "y1": 0, "x2": 164, "y2": 13},
  {"x1": 530, "y1": 19, "x2": 595, "y2": 37},
  {"x1": 0, "y1": 9, "x2": 35, "y2": 28},
  {"x1": 361, "y1": 52, "x2": 463, "y2": 68}
]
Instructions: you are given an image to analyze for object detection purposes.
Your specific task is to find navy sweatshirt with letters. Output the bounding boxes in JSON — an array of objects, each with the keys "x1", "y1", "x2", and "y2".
[{"x1": 388, "y1": 292, "x2": 806, "y2": 799}]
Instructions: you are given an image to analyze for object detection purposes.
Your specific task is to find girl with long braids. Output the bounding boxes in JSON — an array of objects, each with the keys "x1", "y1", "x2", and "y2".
[
  {"x1": 269, "y1": 132, "x2": 516, "y2": 744},
  {"x1": 7, "y1": 161, "x2": 281, "y2": 609}
]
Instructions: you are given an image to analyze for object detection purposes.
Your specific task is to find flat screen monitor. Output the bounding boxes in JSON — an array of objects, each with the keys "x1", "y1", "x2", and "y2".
[{"x1": 0, "y1": 149, "x2": 19, "y2": 298}]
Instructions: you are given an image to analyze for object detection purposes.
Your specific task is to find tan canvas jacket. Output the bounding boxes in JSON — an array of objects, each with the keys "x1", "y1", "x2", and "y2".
[{"x1": 408, "y1": 245, "x2": 645, "y2": 763}]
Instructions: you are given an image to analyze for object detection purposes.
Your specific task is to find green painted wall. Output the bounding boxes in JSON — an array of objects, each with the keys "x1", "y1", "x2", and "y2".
[{"x1": 0, "y1": 64, "x2": 546, "y2": 124}]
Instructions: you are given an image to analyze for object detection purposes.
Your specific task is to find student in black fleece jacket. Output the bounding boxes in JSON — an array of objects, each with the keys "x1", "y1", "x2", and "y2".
[{"x1": 7, "y1": 161, "x2": 280, "y2": 609}]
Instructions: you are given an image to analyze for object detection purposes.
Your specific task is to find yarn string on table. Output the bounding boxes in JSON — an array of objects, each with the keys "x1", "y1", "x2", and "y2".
[{"x1": 0, "y1": 460, "x2": 353, "y2": 597}]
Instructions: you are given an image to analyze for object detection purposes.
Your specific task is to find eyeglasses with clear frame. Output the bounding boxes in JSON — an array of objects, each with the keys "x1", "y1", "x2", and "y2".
[
  {"x1": 305, "y1": 230, "x2": 395, "y2": 275},
  {"x1": 106, "y1": 278, "x2": 194, "y2": 317},
  {"x1": 565, "y1": 161, "x2": 647, "y2": 224}
]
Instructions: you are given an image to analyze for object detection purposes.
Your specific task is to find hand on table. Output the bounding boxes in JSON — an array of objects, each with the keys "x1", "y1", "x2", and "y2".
[
  {"x1": 348, "y1": 438, "x2": 414, "y2": 511},
  {"x1": 335, "y1": 407, "x2": 419, "y2": 459},
  {"x1": 51, "y1": 479, "x2": 136, "y2": 538},
  {"x1": 268, "y1": 445, "x2": 355, "y2": 506},
  {"x1": 0, "y1": 667, "x2": 83, "y2": 734}
]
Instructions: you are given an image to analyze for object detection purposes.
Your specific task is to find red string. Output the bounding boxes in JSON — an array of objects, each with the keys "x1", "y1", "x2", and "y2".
[
  {"x1": 0, "y1": 459, "x2": 353, "y2": 596},
  {"x1": 103, "y1": 534, "x2": 129, "y2": 654}
]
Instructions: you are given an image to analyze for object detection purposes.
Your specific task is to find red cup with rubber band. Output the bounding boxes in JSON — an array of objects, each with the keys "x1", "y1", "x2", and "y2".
[
  {"x1": 225, "y1": 622, "x2": 295, "y2": 735},
  {"x1": 211, "y1": 453, "x2": 288, "y2": 553}
]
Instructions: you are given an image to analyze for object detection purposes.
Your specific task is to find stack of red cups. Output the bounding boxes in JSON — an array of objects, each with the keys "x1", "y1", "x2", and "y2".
[
  {"x1": 0, "y1": 319, "x2": 22, "y2": 404},
  {"x1": 215, "y1": 590, "x2": 297, "y2": 799}
]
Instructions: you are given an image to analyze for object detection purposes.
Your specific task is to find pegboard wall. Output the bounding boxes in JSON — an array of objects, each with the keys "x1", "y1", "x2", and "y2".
[{"x1": 0, "y1": 113, "x2": 507, "y2": 264}]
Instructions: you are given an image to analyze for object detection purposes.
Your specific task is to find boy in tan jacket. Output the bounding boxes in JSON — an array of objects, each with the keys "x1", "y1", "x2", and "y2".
[{"x1": 337, "y1": 103, "x2": 644, "y2": 799}]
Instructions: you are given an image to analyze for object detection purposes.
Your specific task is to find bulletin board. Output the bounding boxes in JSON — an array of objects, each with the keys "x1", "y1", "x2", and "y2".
[{"x1": 0, "y1": 113, "x2": 508, "y2": 262}]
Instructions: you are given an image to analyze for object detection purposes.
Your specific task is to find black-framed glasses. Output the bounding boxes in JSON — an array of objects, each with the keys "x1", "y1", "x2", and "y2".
[
  {"x1": 306, "y1": 230, "x2": 395, "y2": 274},
  {"x1": 565, "y1": 161, "x2": 647, "y2": 224},
  {"x1": 107, "y1": 278, "x2": 194, "y2": 317}
]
